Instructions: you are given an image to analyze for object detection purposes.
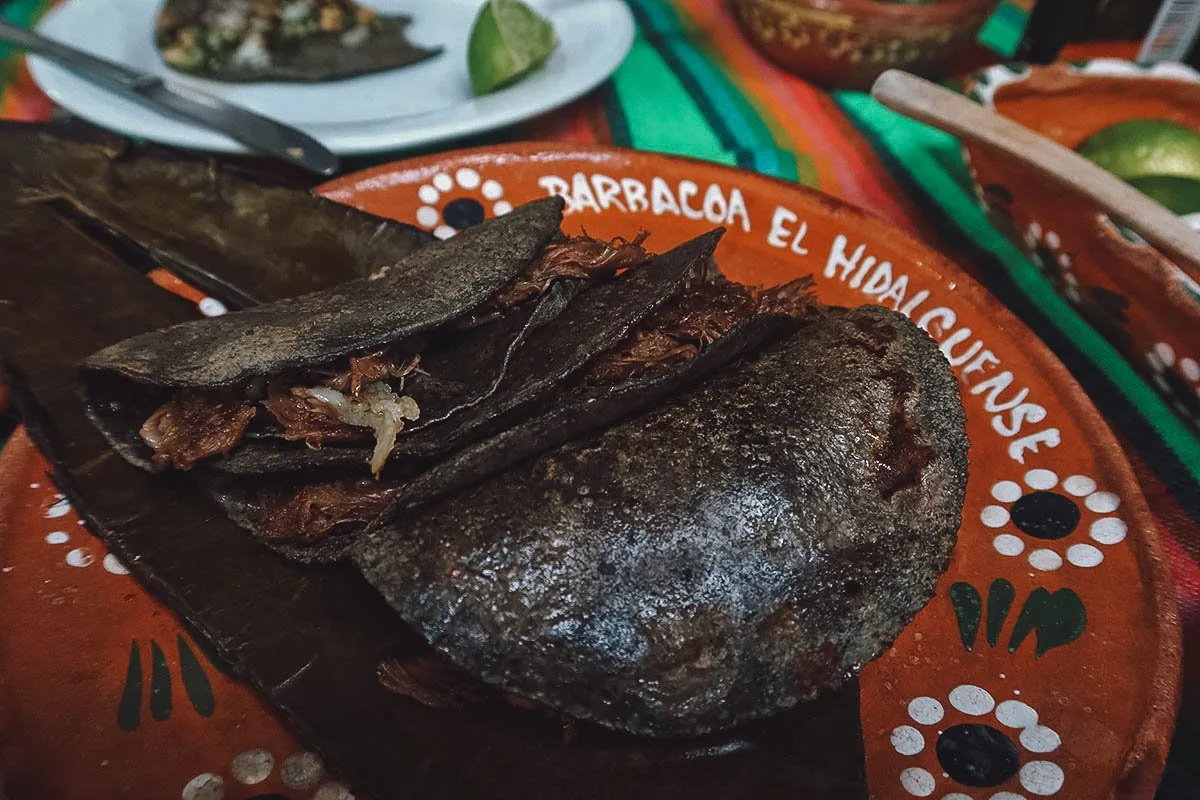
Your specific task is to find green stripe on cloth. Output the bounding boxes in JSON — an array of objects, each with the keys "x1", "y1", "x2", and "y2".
[
  {"x1": 622, "y1": 0, "x2": 799, "y2": 182},
  {"x1": 610, "y1": 40, "x2": 734, "y2": 165},
  {"x1": 978, "y1": 1, "x2": 1028, "y2": 58},
  {"x1": 836, "y1": 93, "x2": 1200, "y2": 492},
  {"x1": 1, "y1": 0, "x2": 52, "y2": 80}
]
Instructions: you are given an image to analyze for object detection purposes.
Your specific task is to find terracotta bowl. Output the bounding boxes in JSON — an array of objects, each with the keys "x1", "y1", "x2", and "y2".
[
  {"x1": 733, "y1": 0, "x2": 999, "y2": 90},
  {"x1": 962, "y1": 60, "x2": 1200, "y2": 431}
]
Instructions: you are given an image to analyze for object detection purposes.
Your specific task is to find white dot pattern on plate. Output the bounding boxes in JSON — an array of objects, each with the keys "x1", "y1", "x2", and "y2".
[
  {"x1": 1154, "y1": 341, "x2": 1176, "y2": 367},
  {"x1": 44, "y1": 498, "x2": 71, "y2": 518},
  {"x1": 416, "y1": 206, "x2": 439, "y2": 227},
  {"x1": 1020, "y1": 725, "x2": 1062, "y2": 753},
  {"x1": 991, "y1": 480, "x2": 1022, "y2": 502},
  {"x1": 418, "y1": 185, "x2": 439, "y2": 204},
  {"x1": 1091, "y1": 517, "x2": 1127, "y2": 545},
  {"x1": 1067, "y1": 543, "x2": 1104, "y2": 568},
  {"x1": 942, "y1": 795, "x2": 973, "y2": 800},
  {"x1": 455, "y1": 168, "x2": 481, "y2": 190},
  {"x1": 281, "y1": 751, "x2": 325, "y2": 790},
  {"x1": 434, "y1": 225, "x2": 456, "y2": 241},
  {"x1": 1062, "y1": 475, "x2": 1096, "y2": 496},
  {"x1": 908, "y1": 696, "x2": 944, "y2": 726},
  {"x1": 482, "y1": 180, "x2": 504, "y2": 200},
  {"x1": 45, "y1": 531, "x2": 69, "y2": 545},
  {"x1": 993, "y1": 534, "x2": 1025, "y2": 556},
  {"x1": 1028, "y1": 549, "x2": 1063, "y2": 571},
  {"x1": 432, "y1": 173, "x2": 453, "y2": 192},
  {"x1": 900, "y1": 767, "x2": 935, "y2": 797},
  {"x1": 1025, "y1": 469, "x2": 1058, "y2": 490},
  {"x1": 494, "y1": 201, "x2": 513, "y2": 216},
  {"x1": 103, "y1": 554, "x2": 130, "y2": 575},
  {"x1": 891, "y1": 725, "x2": 924, "y2": 755},
  {"x1": 996, "y1": 700, "x2": 1038, "y2": 729},
  {"x1": 981, "y1": 506, "x2": 1010, "y2": 528},
  {"x1": 1182, "y1": 357, "x2": 1200, "y2": 382},
  {"x1": 314, "y1": 782, "x2": 356, "y2": 800},
  {"x1": 949, "y1": 685, "x2": 994, "y2": 716},
  {"x1": 198, "y1": 297, "x2": 227, "y2": 317},
  {"x1": 230, "y1": 748, "x2": 274, "y2": 785},
  {"x1": 181, "y1": 773, "x2": 225, "y2": 800},
  {"x1": 1020, "y1": 761, "x2": 1065, "y2": 796},
  {"x1": 65, "y1": 547, "x2": 94, "y2": 568},
  {"x1": 1045, "y1": 231, "x2": 1061, "y2": 249},
  {"x1": 1086, "y1": 492, "x2": 1120, "y2": 514},
  {"x1": 990, "y1": 794, "x2": 1028, "y2": 800}
]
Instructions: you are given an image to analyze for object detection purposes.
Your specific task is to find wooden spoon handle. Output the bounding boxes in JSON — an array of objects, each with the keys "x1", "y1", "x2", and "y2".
[{"x1": 870, "y1": 68, "x2": 1200, "y2": 282}]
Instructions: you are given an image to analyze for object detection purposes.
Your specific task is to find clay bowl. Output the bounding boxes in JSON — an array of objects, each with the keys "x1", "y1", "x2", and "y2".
[
  {"x1": 963, "y1": 60, "x2": 1200, "y2": 431},
  {"x1": 733, "y1": 0, "x2": 999, "y2": 91}
]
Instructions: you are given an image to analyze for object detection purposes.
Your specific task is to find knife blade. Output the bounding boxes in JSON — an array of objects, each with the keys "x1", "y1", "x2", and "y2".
[{"x1": 0, "y1": 19, "x2": 340, "y2": 176}]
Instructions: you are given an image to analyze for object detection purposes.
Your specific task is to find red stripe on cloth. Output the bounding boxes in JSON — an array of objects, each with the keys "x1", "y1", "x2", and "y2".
[{"x1": 1, "y1": 59, "x2": 52, "y2": 122}]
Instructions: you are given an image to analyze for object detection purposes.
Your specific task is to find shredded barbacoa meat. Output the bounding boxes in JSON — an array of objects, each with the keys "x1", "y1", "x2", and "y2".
[
  {"x1": 135, "y1": 238, "x2": 811, "y2": 477},
  {"x1": 377, "y1": 653, "x2": 493, "y2": 710},
  {"x1": 263, "y1": 381, "x2": 372, "y2": 449},
  {"x1": 137, "y1": 234, "x2": 652, "y2": 471},
  {"x1": 377, "y1": 654, "x2": 556, "y2": 718},
  {"x1": 479, "y1": 231, "x2": 653, "y2": 318},
  {"x1": 314, "y1": 348, "x2": 422, "y2": 396},
  {"x1": 260, "y1": 479, "x2": 400, "y2": 542},
  {"x1": 139, "y1": 391, "x2": 257, "y2": 470},
  {"x1": 588, "y1": 275, "x2": 821, "y2": 383}
]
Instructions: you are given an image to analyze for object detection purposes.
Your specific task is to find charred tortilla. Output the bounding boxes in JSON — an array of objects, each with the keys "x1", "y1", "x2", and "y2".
[{"x1": 352, "y1": 306, "x2": 968, "y2": 737}]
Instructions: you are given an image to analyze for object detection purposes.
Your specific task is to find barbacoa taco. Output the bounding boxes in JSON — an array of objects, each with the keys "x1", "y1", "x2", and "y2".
[
  {"x1": 155, "y1": 0, "x2": 442, "y2": 82},
  {"x1": 74, "y1": 192, "x2": 967, "y2": 740}
]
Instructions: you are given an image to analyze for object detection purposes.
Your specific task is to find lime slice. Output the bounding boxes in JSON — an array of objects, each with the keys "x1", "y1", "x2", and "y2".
[
  {"x1": 468, "y1": 0, "x2": 559, "y2": 96},
  {"x1": 1076, "y1": 119, "x2": 1200, "y2": 183},
  {"x1": 1127, "y1": 174, "x2": 1200, "y2": 216}
]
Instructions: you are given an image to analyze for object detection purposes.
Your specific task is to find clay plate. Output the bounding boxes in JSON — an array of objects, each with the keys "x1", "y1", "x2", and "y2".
[
  {"x1": 0, "y1": 144, "x2": 1180, "y2": 800},
  {"x1": 963, "y1": 60, "x2": 1200, "y2": 432}
]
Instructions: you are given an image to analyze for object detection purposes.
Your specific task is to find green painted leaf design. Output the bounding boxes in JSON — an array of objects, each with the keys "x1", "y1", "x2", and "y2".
[
  {"x1": 177, "y1": 635, "x2": 215, "y2": 718},
  {"x1": 1008, "y1": 588, "x2": 1087, "y2": 656},
  {"x1": 149, "y1": 640, "x2": 172, "y2": 722},
  {"x1": 987, "y1": 579, "x2": 1015, "y2": 647},
  {"x1": 950, "y1": 582, "x2": 981, "y2": 652},
  {"x1": 117, "y1": 640, "x2": 142, "y2": 732}
]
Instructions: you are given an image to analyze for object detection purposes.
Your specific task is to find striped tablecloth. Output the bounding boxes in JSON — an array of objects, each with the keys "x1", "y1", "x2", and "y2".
[{"x1": 1, "y1": 0, "x2": 1197, "y2": 796}]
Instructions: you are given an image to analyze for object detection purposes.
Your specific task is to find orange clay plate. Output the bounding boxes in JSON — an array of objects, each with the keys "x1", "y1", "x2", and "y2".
[
  {"x1": 0, "y1": 145, "x2": 1180, "y2": 800},
  {"x1": 963, "y1": 60, "x2": 1200, "y2": 433}
]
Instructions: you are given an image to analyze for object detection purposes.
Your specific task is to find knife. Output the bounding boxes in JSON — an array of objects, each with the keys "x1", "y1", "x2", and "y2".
[{"x1": 0, "y1": 19, "x2": 340, "y2": 176}]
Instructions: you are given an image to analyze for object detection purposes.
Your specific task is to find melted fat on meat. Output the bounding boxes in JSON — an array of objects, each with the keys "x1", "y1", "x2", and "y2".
[
  {"x1": 265, "y1": 381, "x2": 421, "y2": 476},
  {"x1": 262, "y1": 382, "x2": 373, "y2": 448}
]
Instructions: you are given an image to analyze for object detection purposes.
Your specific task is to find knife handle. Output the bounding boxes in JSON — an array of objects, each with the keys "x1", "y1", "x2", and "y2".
[{"x1": 0, "y1": 19, "x2": 145, "y2": 90}]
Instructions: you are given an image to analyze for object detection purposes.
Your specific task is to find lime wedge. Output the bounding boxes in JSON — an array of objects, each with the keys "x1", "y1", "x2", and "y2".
[
  {"x1": 1127, "y1": 174, "x2": 1200, "y2": 216},
  {"x1": 468, "y1": 0, "x2": 558, "y2": 96},
  {"x1": 1076, "y1": 119, "x2": 1200, "y2": 183}
]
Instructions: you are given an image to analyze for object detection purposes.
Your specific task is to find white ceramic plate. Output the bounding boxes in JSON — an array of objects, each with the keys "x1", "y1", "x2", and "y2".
[{"x1": 27, "y1": 0, "x2": 634, "y2": 155}]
